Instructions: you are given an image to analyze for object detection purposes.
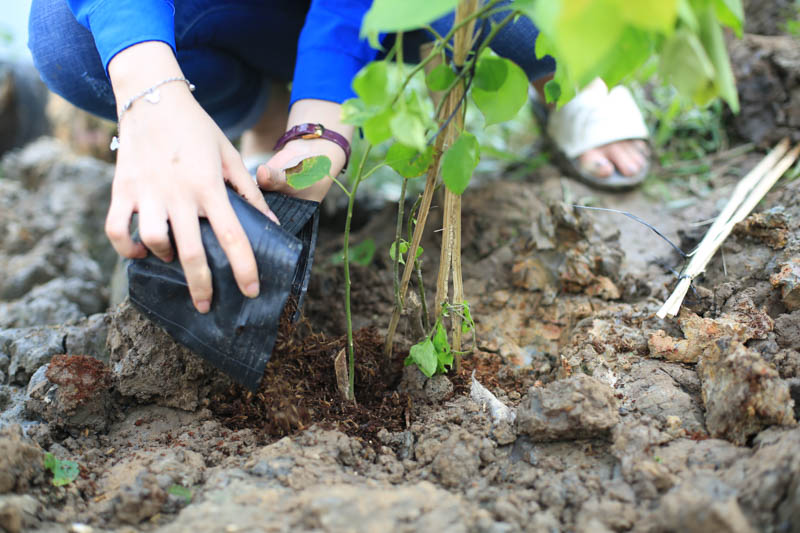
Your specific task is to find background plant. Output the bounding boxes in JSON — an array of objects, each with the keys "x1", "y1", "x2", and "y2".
[{"x1": 288, "y1": 0, "x2": 745, "y2": 400}]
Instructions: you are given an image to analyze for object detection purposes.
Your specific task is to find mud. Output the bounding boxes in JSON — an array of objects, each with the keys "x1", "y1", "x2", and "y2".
[{"x1": 1, "y1": 132, "x2": 800, "y2": 533}]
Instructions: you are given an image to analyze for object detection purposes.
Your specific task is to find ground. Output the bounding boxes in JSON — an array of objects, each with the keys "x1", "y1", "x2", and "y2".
[{"x1": 1, "y1": 22, "x2": 800, "y2": 533}]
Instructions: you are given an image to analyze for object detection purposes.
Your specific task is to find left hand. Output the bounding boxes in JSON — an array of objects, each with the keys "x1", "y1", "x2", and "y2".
[{"x1": 256, "y1": 98, "x2": 352, "y2": 203}]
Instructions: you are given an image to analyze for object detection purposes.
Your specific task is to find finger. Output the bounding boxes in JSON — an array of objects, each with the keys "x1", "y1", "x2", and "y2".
[
  {"x1": 220, "y1": 142, "x2": 274, "y2": 220},
  {"x1": 204, "y1": 197, "x2": 261, "y2": 299},
  {"x1": 169, "y1": 208, "x2": 213, "y2": 313},
  {"x1": 105, "y1": 195, "x2": 147, "y2": 259},
  {"x1": 137, "y1": 202, "x2": 174, "y2": 263}
]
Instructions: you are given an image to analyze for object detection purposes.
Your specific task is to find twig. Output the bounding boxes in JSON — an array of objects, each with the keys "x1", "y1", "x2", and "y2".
[{"x1": 657, "y1": 139, "x2": 799, "y2": 319}]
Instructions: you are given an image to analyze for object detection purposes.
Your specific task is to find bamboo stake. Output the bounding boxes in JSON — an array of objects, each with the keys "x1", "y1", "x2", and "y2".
[{"x1": 657, "y1": 139, "x2": 800, "y2": 319}]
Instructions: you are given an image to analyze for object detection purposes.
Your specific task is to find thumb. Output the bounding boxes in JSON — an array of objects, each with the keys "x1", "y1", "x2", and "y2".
[{"x1": 256, "y1": 163, "x2": 291, "y2": 193}]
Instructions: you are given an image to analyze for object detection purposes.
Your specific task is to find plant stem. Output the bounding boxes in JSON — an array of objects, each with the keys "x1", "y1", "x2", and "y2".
[
  {"x1": 392, "y1": 177, "x2": 408, "y2": 325},
  {"x1": 343, "y1": 145, "x2": 372, "y2": 401}
]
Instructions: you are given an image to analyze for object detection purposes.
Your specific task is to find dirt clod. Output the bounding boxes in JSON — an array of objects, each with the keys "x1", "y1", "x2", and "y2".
[
  {"x1": 0, "y1": 425, "x2": 42, "y2": 494},
  {"x1": 516, "y1": 373, "x2": 619, "y2": 441}
]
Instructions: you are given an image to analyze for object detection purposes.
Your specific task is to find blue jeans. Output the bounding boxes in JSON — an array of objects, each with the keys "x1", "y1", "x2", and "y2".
[{"x1": 28, "y1": 0, "x2": 555, "y2": 137}]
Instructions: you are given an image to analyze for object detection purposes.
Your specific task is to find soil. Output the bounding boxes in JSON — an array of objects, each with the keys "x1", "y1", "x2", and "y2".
[{"x1": 1, "y1": 36, "x2": 800, "y2": 533}]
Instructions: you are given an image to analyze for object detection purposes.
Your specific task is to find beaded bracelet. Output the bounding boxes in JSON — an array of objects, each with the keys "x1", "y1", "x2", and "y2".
[{"x1": 110, "y1": 76, "x2": 195, "y2": 151}]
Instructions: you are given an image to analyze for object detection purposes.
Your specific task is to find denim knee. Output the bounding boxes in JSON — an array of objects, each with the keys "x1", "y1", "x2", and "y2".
[{"x1": 28, "y1": 0, "x2": 117, "y2": 121}]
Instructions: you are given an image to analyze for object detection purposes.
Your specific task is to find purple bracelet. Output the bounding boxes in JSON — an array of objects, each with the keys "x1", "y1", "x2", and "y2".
[{"x1": 273, "y1": 123, "x2": 352, "y2": 171}]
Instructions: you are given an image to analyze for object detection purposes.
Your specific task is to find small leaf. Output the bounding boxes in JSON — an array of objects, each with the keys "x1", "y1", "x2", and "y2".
[
  {"x1": 472, "y1": 58, "x2": 528, "y2": 125},
  {"x1": 433, "y1": 321, "x2": 450, "y2": 358},
  {"x1": 474, "y1": 56, "x2": 508, "y2": 91},
  {"x1": 330, "y1": 238, "x2": 376, "y2": 266},
  {"x1": 713, "y1": 0, "x2": 744, "y2": 36},
  {"x1": 350, "y1": 238, "x2": 376, "y2": 266},
  {"x1": 389, "y1": 240, "x2": 407, "y2": 264},
  {"x1": 168, "y1": 484, "x2": 193, "y2": 504},
  {"x1": 363, "y1": 108, "x2": 394, "y2": 145},
  {"x1": 461, "y1": 300, "x2": 475, "y2": 333},
  {"x1": 44, "y1": 453, "x2": 80, "y2": 487},
  {"x1": 340, "y1": 98, "x2": 370, "y2": 126},
  {"x1": 426, "y1": 63, "x2": 456, "y2": 91},
  {"x1": 543, "y1": 79, "x2": 561, "y2": 104},
  {"x1": 441, "y1": 131, "x2": 479, "y2": 195},
  {"x1": 390, "y1": 111, "x2": 427, "y2": 152},
  {"x1": 362, "y1": 0, "x2": 460, "y2": 35},
  {"x1": 286, "y1": 156, "x2": 332, "y2": 190},
  {"x1": 385, "y1": 143, "x2": 434, "y2": 178},
  {"x1": 409, "y1": 338, "x2": 438, "y2": 377},
  {"x1": 352, "y1": 61, "x2": 392, "y2": 108}
]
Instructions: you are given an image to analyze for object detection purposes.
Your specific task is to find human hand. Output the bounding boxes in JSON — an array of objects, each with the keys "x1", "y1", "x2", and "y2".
[
  {"x1": 105, "y1": 42, "x2": 278, "y2": 313},
  {"x1": 256, "y1": 99, "x2": 353, "y2": 202}
]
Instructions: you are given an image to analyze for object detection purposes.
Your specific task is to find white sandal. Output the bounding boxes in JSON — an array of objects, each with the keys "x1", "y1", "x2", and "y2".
[{"x1": 533, "y1": 81, "x2": 651, "y2": 191}]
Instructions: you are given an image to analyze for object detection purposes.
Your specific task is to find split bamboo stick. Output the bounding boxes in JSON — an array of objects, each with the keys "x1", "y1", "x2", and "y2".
[{"x1": 657, "y1": 139, "x2": 800, "y2": 318}]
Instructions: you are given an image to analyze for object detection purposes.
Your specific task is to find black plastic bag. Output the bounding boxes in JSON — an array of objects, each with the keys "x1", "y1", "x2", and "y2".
[{"x1": 128, "y1": 188, "x2": 319, "y2": 391}]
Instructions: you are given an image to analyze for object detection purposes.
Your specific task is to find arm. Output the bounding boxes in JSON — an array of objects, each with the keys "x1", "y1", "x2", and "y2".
[
  {"x1": 107, "y1": 41, "x2": 277, "y2": 314},
  {"x1": 258, "y1": 0, "x2": 375, "y2": 198}
]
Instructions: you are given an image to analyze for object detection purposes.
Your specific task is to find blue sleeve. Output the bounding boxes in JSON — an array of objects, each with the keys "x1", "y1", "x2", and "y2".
[
  {"x1": 290, "y1": 0, "x2": 378, "y2": 106},
  {"x1": 67, "y1": 0, "x2": 176, "y2": 75}
]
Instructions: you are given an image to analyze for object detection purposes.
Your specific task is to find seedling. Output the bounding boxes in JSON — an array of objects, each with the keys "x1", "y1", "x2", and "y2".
[
  {"x1": 285, "y1": 0, "x2": 744, "y2": 400},
  {"x1": 167, "y1": 484, "x2": 193, "y2": 504},
  {"x1": 43, "y1": 452, "x2": 79, "y2": 487}
]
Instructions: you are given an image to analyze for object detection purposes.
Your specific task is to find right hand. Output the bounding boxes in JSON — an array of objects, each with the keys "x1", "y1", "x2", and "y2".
[{"x1": 106, "y1": 42, "x2": 278, "y2": 313}]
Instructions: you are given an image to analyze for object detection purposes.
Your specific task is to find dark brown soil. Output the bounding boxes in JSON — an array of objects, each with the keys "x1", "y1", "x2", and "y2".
[
  {"x1": 210, "y1": 323, "x2": 409, "y2": 445},
  {"x1": 45, "y1": 354, "x2": 111, "y2": 404}
]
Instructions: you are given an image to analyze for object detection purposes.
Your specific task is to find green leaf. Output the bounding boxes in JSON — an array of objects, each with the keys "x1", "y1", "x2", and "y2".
[
  {"x1": 330, "y1": 238, "x2": 376, "y2": 267},
  {"x1": 433, "y1": 321, "x2": 451, "y2": 358},
  {"x1": 286, "y1": 156, "x2": 332, "y2": 190},
  {"x1": 389, "y1": 239, "x2": 423, "y2": 264},
  {"x1": 389, "y1": 240, "x2": 408, "y2": 264},
  {"x1": 713, "y1": 0, "x2": 744, "y2": 36},
  {"x1": 621, "y1": 0, "x2": 678, "y2": 33},
  {"x1": 698, "y1": 4, "x2": 740, "y2": 112},
  {"x1": 350, "y1": 238, "x2": 376, "y2": 266},
  {"x1": 426, "y1": 63, "x2": 457, "y2": 92},
  {"x1": 461, "y1": 300, "x2": 475, "y2": 333},
  {"x1": 385, "y1": 143, "x2": 434, "y2": 178},
  {"x1": 44, "y1": 452, "x2": 79, "y2": 487},
  {"x1": 390, "y1": 111, "x2": 427, "y2": 152},
  {"x1": 362, "y1": 0, "x2": 460, "y2": 35},
  {"x1": 408, "y1": 338, "x2": 438, "y2": 378},
  {"x1": 659, "y1": 28, "x2": 716, "y2": 108},
  {"x1": 340, "y1": 98, "x2": 370, "y2": 126},
  {"x1": 441, "y1": 131, "x2": 479, "y2": 195},
  {"x1": 168, "y1": 484, "x2": 193, "y2": 504},
  {"x1": 544, "y1": 80, "x2": 561, "y2": 104},
  {"x1": 472, "y1": 58, "x2": 528, "y2": 125},
  {"x1": 352, "y1": 61, "x2": 392, "y2": 108},
  {"x1": 363, "y1": 108, "x2": 394, "y2": 145},
  {"x1": 474, "y1": 55, "x2": 508, "y2": 91}
]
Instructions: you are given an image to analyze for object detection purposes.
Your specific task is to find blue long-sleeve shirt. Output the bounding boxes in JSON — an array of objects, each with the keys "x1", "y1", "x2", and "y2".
[{"x1": 66, "y1": 0, "x2": 377, "y2": 106}]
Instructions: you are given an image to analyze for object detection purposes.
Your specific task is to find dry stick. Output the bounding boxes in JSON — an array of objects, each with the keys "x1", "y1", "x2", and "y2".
[
  {"x1": 657, "y1": 140, "x2": 800, "y2": 319},
  {"x1": 384, "y1": 134, "x2": 445, "y2": 357},
  {"x1": 436, "y1": 0, "x2": 478, "y2": 372}
]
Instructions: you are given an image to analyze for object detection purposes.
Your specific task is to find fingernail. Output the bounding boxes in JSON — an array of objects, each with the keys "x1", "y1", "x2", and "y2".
[
  {"x1": 196, "y1": 300, "x2": 210, "y2": 313},
  {"x1": 268, "y1": 211, "x2": 281, "y2": 226},
  {"x1": 245, "y1": 282, "x2": 260, "y2": 298}
]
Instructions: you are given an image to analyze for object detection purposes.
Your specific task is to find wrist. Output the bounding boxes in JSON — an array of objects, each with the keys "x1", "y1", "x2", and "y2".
[{"x1": 108, "y1": 41, "x2": 185, "y2": 111}]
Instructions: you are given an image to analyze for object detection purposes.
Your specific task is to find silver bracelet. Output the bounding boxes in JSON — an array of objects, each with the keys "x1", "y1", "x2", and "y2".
[{"x1": 110, "y1": 76, "x2": 196, "y2": 151}]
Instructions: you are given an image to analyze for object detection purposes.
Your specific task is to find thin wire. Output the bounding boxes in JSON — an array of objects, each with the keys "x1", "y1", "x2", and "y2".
[{"x1": 570, "y1": 205, "x2": 687, "y2": 258}]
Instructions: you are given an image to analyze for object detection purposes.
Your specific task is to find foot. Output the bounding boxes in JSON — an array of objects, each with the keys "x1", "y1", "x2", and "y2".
[{"x1": 577, "y1": 139, "x2": 650, "y2": 179}]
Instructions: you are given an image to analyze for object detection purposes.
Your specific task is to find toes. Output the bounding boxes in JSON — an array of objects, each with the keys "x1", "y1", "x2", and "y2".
[
  {"x1": 603, "y1": 141, "x2": 646, "y2": 177},
  {"x1": 578, "y1": 149, "x2": 614, "y2": 178}
]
